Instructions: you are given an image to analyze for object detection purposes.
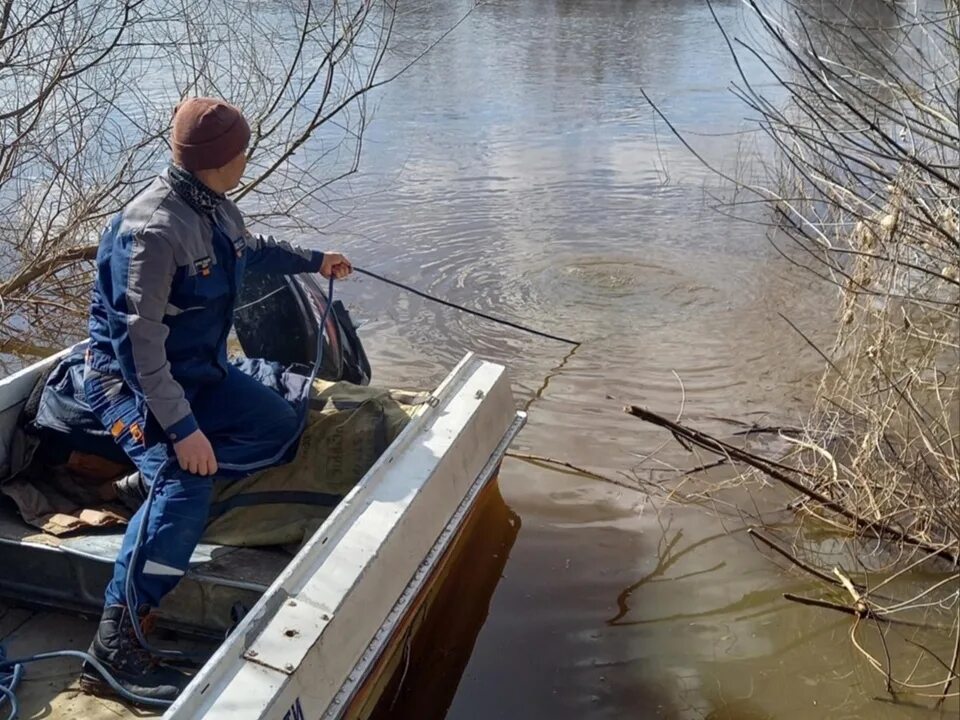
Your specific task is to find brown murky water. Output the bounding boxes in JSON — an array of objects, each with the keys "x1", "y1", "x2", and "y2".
[
  {"x1": 322, "y1": 2, "x2": 955, "y2": 719},
  {"x1": 4, "y1": 1, "x2": 955, "y2": 718}
]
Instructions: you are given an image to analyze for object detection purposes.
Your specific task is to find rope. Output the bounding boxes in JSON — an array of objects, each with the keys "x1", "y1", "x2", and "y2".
[
  {"x1": 0, "y1": 648, "x2": 172, "y2": 713},
  {"x1": 354, "y1": 266, "x2": 580, "y2": 347}
]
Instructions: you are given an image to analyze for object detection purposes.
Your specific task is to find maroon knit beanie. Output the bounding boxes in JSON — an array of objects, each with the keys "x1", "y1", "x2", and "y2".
[{"x1": 171, "y1": 98, "x2": 251, "y2": 172}]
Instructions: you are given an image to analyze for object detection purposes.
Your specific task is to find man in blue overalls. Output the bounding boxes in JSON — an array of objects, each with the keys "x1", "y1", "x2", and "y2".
[{"x1": 82, "y1": 97, "x2": 352, "y2": 703}]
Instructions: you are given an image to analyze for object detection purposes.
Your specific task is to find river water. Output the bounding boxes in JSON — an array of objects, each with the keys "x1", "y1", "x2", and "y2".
[
  {"x1": 318, "y1": 1, "x2": 956, "y2": 719},
  {"x1": 3, "y1": 0, "x2": 952, "y2": 717}
]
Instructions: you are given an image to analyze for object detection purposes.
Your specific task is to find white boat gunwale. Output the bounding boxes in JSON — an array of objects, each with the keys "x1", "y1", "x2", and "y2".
[{"x1": 322, "y1": 410, "x2": 525, "y2": 719}]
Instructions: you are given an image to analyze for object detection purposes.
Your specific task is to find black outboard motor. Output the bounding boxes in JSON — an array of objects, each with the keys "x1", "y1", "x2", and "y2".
[{"x1": 234, "y1": 273, "x2": 371, "y2": 386}]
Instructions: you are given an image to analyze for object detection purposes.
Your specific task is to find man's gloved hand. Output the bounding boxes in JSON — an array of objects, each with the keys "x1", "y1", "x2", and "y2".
[
  {"x1": 320, "y1": 252, "x2": 353, "y2": 280},
  {"x1": 174, "y1": 429, "x2": 218, "y2": 476}
]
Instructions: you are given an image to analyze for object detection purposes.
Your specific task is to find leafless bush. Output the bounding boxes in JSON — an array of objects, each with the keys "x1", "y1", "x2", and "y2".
[
  {"x1": 637, "y1": 0, "x2": 959, "y2": 708},
  {"x1": 0, "y1": 0, "x2": 467, "y2": 365}
]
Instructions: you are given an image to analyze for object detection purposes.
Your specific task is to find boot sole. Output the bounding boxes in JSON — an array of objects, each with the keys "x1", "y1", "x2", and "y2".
[
  {"x1": 79, "y1": 671, "x2": 175, "y2": 708},
  {"x1": 79, "y1": 672, "x2": 118, "y2": 700}
]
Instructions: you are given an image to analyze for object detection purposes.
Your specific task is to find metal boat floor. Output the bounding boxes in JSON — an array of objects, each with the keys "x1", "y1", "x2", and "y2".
[
  {"x1": 0, "y1": 601, "x2": 199, "y2": 719},
  {"x1": 0, "y1": 502, "x2": 290, "y2": 633}
]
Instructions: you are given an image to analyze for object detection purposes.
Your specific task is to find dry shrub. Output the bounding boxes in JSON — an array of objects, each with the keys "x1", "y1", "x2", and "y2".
[
  {"x1": 639, "y1": 0, "x2": 959, "y2": 707},
  {"x1": 801, "y1": 189, "x2": 959, "y2": 557}
]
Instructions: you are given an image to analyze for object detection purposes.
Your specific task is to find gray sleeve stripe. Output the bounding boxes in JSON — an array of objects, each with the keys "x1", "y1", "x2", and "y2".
[{"x1": 125, "y1": 232, "x2": 193, "y2": 430}]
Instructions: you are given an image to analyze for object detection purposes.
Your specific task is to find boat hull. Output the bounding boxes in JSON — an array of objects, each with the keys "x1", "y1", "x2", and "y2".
[{"x1": 349, "y1": 476, "x2": 519, "y2": 719}]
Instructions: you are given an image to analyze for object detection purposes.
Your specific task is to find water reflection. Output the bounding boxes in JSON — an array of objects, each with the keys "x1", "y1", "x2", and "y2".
[
  {"x1": 608, "y1": 528, "x2": 734, "y2": 626},
  {"x1": 369, "y1": 481, "x2": 521, "y2": 719},
  {"x1": 469, "y1": 459, "x2": 950, "y2": 719}
]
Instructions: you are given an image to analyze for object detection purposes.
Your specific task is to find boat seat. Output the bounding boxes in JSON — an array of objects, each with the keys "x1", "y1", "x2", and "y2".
[{"x1": 0, "y1": 500, "x2": 288, "y2": 636}]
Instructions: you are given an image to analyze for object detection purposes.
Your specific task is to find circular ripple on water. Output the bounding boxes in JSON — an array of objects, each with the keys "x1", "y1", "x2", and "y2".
[
  {"x1": 554, "y1": 259, "x2": 666, "y2": 297},
  {"x1": 515, "y1": 256, "x2": 689, "y2": 333}
]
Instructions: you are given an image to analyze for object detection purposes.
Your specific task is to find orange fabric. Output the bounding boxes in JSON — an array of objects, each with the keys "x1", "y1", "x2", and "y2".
[{"x1": 66, "y1": 452, "x2": 130, "y2": 481}]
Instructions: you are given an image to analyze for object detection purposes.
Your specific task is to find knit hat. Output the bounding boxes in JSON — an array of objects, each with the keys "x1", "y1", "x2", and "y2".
[{"x1": 171, "y1": 98, "x2": 251, "y2": 172}]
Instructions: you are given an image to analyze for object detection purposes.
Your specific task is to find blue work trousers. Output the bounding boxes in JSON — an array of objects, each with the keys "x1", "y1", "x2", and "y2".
[{"x1": 83, "y1": 364, "x2": 300, "y2": 609}]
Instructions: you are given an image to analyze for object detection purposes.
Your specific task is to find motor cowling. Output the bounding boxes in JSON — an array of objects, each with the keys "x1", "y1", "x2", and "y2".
[{"x1": 234, "y1": 273, "x2": 371, "y2": 386}]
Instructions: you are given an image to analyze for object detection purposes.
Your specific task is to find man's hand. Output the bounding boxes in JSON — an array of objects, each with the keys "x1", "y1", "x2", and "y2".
[
  {"x1": 320, "y1": 252, "x2": 353, "y2": 280},
  {"x1": 174, "y1": 429, "x2": 218, "y2": 476}
]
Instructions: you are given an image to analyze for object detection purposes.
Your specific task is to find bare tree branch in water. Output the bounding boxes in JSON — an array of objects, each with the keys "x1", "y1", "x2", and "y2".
[
  {"x1": 0, "y1": 0, "x2": 474, "y2": 365},
  {"x1": 635, "y1": 0, "x2": 959, "y2": 709},
  {"x1": 627, "y1": 405, "x2": 960, "y2": 706}
]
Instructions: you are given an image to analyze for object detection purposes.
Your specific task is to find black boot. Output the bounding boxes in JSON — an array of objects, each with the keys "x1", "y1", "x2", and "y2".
[
  {"x1": 113, "y1": 471, "x2": 147, "y2": 512},
  {"x1": 79, "y1": 605, "x2": 188, "y2": 705}
]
